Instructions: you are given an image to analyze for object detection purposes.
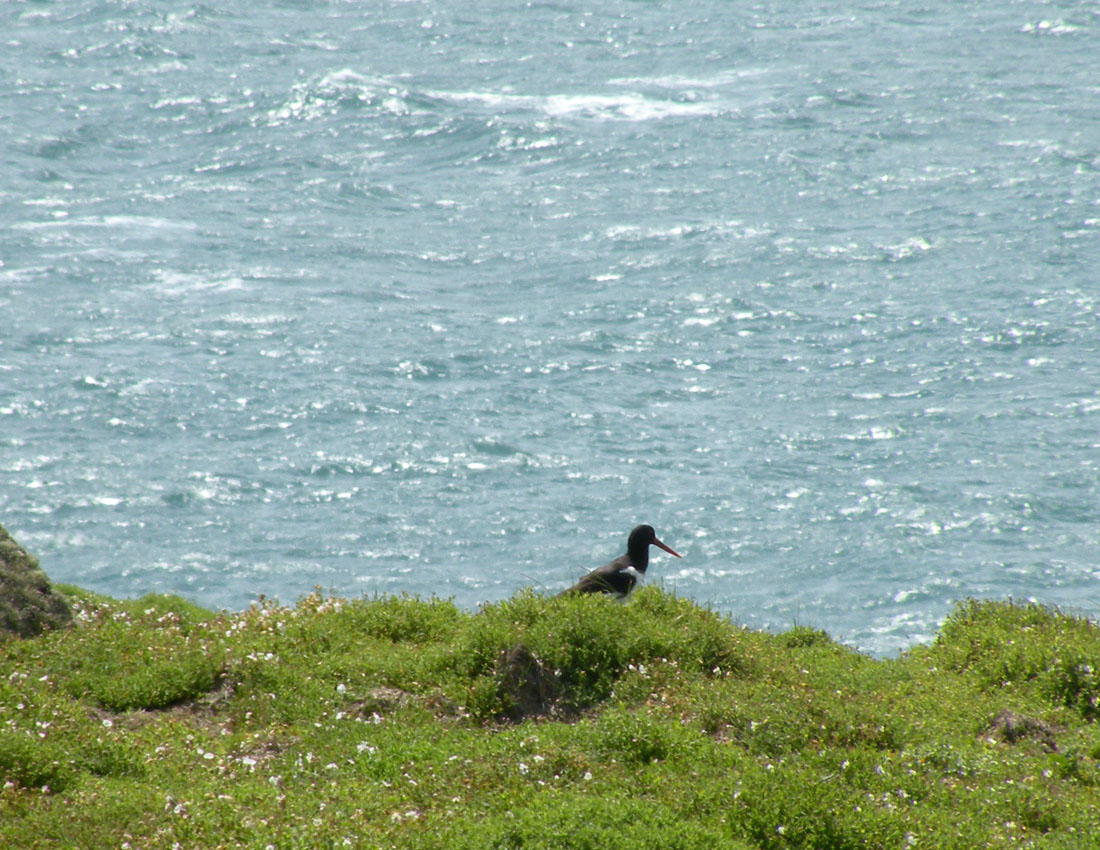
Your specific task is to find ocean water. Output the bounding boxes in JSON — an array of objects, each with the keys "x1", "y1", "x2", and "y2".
[{"x1": 3, "y1": 1, "x2": 1099, "y2": 655}]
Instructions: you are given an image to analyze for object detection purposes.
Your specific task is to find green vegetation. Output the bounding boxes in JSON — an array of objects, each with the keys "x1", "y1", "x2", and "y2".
[{"x1": 3, "y1": 587, "x2": 1100, "y2": 848}]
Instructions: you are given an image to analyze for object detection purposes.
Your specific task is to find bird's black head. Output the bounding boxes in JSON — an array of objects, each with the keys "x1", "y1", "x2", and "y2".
[
  {"x1": 625, "y1": 525, "x2": 681, "y2": 568},
  {"x1": 628, "y1": 525, "x2": 658, "y2": 547}
]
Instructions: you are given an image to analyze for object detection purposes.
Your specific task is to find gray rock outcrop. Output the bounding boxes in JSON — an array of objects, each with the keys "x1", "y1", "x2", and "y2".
[{"x1": 0, "y1": 523, "x2": 72, "y2": 638}]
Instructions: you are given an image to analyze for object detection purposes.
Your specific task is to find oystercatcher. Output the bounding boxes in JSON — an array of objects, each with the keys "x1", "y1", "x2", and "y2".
[{"x1": 557, "y1": 524, "x2": 681, "y2": 598}]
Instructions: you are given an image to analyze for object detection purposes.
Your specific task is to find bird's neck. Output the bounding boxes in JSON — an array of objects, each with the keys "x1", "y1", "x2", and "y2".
[{"x1": 625, "y1": 545, "x2": 649, "y2": 573}]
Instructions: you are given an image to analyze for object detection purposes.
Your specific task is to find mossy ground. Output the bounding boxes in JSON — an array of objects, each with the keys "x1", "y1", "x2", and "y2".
[{"x1": 3, "y1": 587, "x2": 1100, "y2": 848}]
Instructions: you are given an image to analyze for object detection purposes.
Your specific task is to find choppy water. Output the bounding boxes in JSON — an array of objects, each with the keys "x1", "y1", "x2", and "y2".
[{"x1": 3, "y1": 1, "x2": 1100, "y2": 654}]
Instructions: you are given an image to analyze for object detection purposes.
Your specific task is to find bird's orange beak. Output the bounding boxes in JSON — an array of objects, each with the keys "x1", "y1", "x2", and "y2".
[{"x1": 655, "y1": 538, "x2": 681, "y2": 558}]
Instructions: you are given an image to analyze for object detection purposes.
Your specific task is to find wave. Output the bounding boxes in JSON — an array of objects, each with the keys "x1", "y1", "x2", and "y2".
[
  {"x1": 435, "y1": 89, "x2": 725, "y2": 122},
  {"x1": 268, "y1": 68, "x2": 730, "y2": 126}
]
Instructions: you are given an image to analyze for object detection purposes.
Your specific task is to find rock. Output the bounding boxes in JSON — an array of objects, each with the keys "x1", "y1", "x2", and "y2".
[
  {"x1": 984, "y1": 709, "x2": 1059, "y2": 752},
  {"x1": 0, "y1": 523, "x2": 72, "y2": 638},
  {"x1": 497, "y1": 644, "x2": 558, "y2": 722},
  {"x1": 351, "y1": 687, "x2": 413, "y2": 718},
  {"x1": 346, "y1": 687, "x2": 467, "y2": 723}
]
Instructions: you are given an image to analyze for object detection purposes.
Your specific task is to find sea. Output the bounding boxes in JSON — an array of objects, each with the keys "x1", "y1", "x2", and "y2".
[{"x1": 3, "y1": 1, "x2": 1099, "y2": 656}]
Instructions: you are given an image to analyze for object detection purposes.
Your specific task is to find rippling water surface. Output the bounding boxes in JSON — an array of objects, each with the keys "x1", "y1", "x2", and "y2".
[{"x1": 3, "y1": 1, "x2": 1100, "y2": 654}]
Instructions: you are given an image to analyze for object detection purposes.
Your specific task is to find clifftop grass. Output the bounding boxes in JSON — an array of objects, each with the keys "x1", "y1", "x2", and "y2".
[{"x1": 3, "y1": 588, "x2": 1100, "y2": 848}]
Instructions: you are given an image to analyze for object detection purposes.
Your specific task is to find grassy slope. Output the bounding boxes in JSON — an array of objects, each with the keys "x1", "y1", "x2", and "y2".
[{"x1": 2, "y1": 586, "x2": 1100, "y2": 849}]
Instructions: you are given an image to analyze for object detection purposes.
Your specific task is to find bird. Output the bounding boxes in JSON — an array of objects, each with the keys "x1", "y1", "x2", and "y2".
[{"x1": 557, "y1": 524, "x2": 681, "y2": 598}]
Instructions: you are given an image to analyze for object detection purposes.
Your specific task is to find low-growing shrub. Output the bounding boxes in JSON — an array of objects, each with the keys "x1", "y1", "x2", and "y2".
[
  {"x1": 930, "y1": 599, "x2": 1100, "y2": 718},
  {"x1": 419, "y1": 791, "x2": 735, "y2": 850},
  {"x1": 299, "y1": 592, "x2": 463, "y2": 646},
  {"x1": 441, "y1": 587, "x2": 756, "y2": 720},
  {"x1": 0, "y1": 732, "x2": 77, "y2": 792},
  {"x1": 595, "y1": 705, "x2": 701, "y2": 765},
  {"x1": 59, "y1": 623, "x2": 225, "y2": 711}
]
